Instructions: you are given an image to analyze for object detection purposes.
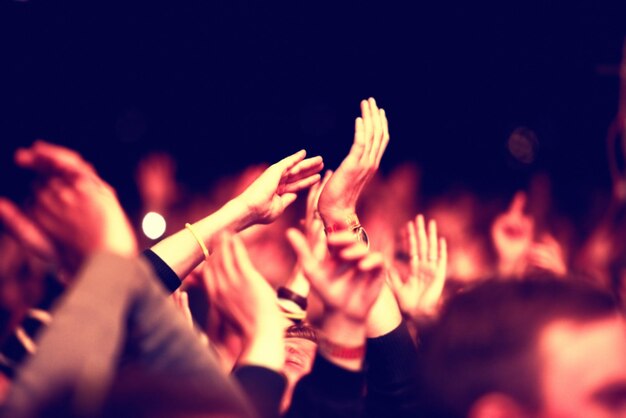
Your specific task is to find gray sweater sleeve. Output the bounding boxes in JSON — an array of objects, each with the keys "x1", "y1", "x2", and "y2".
[{"x1": 2, "y1": 252, "x2": 254, "y2": 418}]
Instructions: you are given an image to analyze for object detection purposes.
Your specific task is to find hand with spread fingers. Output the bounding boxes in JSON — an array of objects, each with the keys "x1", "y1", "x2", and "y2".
[
  {"x1": 237, "y1": 149, "x2": 324, "y2": 225},
  {"x1": 388, "y1": 215, "x2": 448, "y2": 319},
  {"x1": 0, "y1": 141, "x2": 137, "y2": 274},
  {"x1": 288, "y1": 228, "x2": 385, "y2": 324},
  {"x1": 204, "y1": 232, "x2": 285, "y2": 371},
  {"x1": 317, "y1": 98, "x2": 390, "y2": 226},
  {"x1": 287, "y1": 227, "x2": 385, "y2": 370}
]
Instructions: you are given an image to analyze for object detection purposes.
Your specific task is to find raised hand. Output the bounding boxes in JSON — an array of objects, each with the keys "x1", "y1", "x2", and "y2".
[
  {"x1": 527, "y1": 233, "x2": 567, "y2": 277},
  {"x1": 317, "y1": 98, "x2": 390, "y2": 225},
  {"x1": 0, "y1": 198, "x2": 57, "y2": 264},
  {"x1": 204, "y1": 232, "x2": 285, "y2": 370},
  {"x1": 491, "y1": 191, "x2": 534, "y2": 278},
  {"x1": 237, "y1": 150, "x2": 323, "y2": 225},
  {"x1": 0, "y1": 141, "x2": 137, "y2": 274},
  {"x1": 287, "y1": 228, "x2": 385, "y2": 323},
  {"x1": 388, "y1": 215, "x2": 448, "y2": 318},
  {"x1": 149, "y1": 150, "x2": 323, "y2": 282}
]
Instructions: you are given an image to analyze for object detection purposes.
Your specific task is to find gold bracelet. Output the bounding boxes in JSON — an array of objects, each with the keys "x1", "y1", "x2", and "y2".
[
  {"x1": 185, "y1": 223, "x2": 209, "y2": 259},
  {"x1": 276, "y1": 299, "x2": 307, "y2": 321}
]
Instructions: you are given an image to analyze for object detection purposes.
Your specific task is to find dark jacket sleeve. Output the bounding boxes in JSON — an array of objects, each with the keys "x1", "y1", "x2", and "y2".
[
  {"x1": 141, "y1": 249, "x2": 182, "y2": 293},
  {"x1": 364, "y1": 320, "x2": 420, "y2": 418},
  {"x1": 233, "y1": 365, "x2": 286, "y2": 418},
  {"x1": 285, "y1": 354, "x2": 365, "y2": 418}
]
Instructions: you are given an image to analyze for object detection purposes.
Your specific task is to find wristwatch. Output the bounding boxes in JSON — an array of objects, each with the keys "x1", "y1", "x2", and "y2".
[{"x1": 324, "y1": 214, "x2": 370, "y2": 248}]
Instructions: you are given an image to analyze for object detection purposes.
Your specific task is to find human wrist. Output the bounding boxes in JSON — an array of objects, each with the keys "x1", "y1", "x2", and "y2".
[
  {"x1": 240, "y1": 326, "x2": 285, "y2": 372},
  {"x1": 318, "y1": 312, "x2": 367, "y2": 370},
  {"x1": 318, "y1": 207, "x2": 357, "y2": 229},
  {"x1": 366, "y1": 284, "x2": 402, "y2": 338},
  {"x1": 221, "y1": 198, "x2": 257, "y2": 231},
  {"x1": 319, "y1": 310, "x2": 367, "y2": 346}
]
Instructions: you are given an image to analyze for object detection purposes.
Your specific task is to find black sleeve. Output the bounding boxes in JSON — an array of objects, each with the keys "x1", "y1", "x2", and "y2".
[
  {"x1": 233, "y1": 365, "x2": 286, "y2": 418},
  {"x1": 365, "y1": 320, "x2": 420, "y2": 418},
  {"x1": 285, "y1": 354, "x2": 365, "y2": 418},
  {"x1": 141, "y1": 249, "x2": 182, "y2": 293}
]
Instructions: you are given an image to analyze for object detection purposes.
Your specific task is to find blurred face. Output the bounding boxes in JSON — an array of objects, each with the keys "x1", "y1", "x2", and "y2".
[
  {"x1": 283, "y1": 337, "x2": 316, "y2": 384},
  {"x1": 280, "y1": 337, "x2": 317, "y2": 412},
  {"x1": 536, "y1": 316, "x2": 626, "y2": 418}
]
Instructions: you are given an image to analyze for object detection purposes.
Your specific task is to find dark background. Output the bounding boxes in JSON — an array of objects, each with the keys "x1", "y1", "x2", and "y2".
[{"x1": 2, "y1": 1, "x2": 625, "y2": 221}]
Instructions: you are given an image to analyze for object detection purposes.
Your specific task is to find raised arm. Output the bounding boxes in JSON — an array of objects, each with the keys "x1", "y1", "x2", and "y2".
[
  {"x1": 287, "y1": 228, "x2": 385, "y2": 372},
  {"x1": 205, "y1": 232, "x2": 287, "y2": 418},
  {"x1": 317, "y1": 98, "x2": 389, "y2": 231},
  {"x1": 0, "y1": 140, "x2": 137, "y2": 276},
  {"x1": 149, "y1": 149, "x2": 323, "y2": 281}
]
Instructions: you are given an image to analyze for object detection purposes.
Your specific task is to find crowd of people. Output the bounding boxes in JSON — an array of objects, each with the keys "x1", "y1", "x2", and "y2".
[{"x1": 0, "y1": 97, "x2": 625, "y2": 417}]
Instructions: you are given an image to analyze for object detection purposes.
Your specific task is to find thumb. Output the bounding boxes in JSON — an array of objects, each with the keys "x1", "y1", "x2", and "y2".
[
  {"x1": 273, "y1": 149, "x2": 307, "y2": 173},
  {"x1": 286, "y1": 228, "x2": 320, "y2": 281},
  {"x1": 279, "y1": 193, "x2": 298, "y2": 209}
]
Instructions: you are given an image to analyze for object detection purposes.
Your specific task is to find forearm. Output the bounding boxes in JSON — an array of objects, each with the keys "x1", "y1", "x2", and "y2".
[
  {"x1": 366, "y1": 283, "x2": 402, "y2": 339},
  {"x1": 150, "y1": 197, "x2": 256, "y2": 280},
  {"x1": 317, "y1": 312, "x2": 367, "y2": 372},
  {"x1": 238, "y1": 328, "x2": 285, "y2": 373},
  {"x1": 3, "y1": 252, "x2": 143, "y2": 418}
]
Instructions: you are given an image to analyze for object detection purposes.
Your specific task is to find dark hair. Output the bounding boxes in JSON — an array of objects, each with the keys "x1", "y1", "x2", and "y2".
[
  {"x1": 416, "y1": 276, "x2": 619, "y2": 418},
  {"x1": 285, "y1": 323, "x2": 318, "y2": 343}
]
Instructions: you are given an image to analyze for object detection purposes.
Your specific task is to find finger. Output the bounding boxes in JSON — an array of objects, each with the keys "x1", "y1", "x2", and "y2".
[
  {"x1": 326, "y1": 230, "x2": 360, "y2": 248},
  {"x1": 35, "y1": 188, "x2": 65, "y2": 220},
  {"x1": 15, "y1": 141, "x2": 95, "y2": 178},
  {"x1": 406, "y1": 220, "x2": 419, "y2": 274},
  {"x1": 360, "y1": 99, "x2": 374, "y2": 161},
  {"x1": 367, "y1": 98, "x2": 382, "y2": 164},
  {"x1": 349, "y1": 117, "x2": 366, "y2": 159},
  {"x1": 416, "y1": 214, "x2": 428, "y2": 261},
  {"x1": 509, "y1": 191, "x2": 527, "y2": 215},
  {"x1": 279, "y1": 192, "x2": 298, "y2": 209},
  {"x1": 0, "y1": 198, "x2": 57, "y2": 261},
  {"x1": 358, "y1": 251, "x2": 384, "y2": 272},
  {"x1": 286, "y1": 228, "x2": 322, "y2": 286},
  {"x1": 438, "y1": 238, "x2": 448, "y2": 274},
  {"x1": 272, "y1": 149, "x2": 307, "y2": 173},
  {"x1": 203, "y1": 262, "x2": 218, "y2": 304},
  {"x1": 179, "y1": 290, "x2": 193, "y2": 327},
  {"x1": 231, "y1": 233, "x2": 259, "y2": 280},
  {"x1": 375, "y1": 108, "x2": 390, "y2": 165},
  {"x1": 281, "y1": 174, "x2": 321, "y2": 194},
  {"x1": 46, "y1": 177, "x2": 76, "y2": 207},
  {"x1": 428, "y1": 219, "x2": 438, "y2": 262},
  {"x1": 429, "y1": 238, "x2": 448, "y2": 299},
  {"x1": 306, "y1": 178, "x2": 321, "y2": 217},
  {"x1": 528, "y1": 247, "x2": 554, "y2": 264},
  {"x1": 338, "y1": 241, "x2": 369, "y2": 261},
  {"x1": 285, "y1": 156, "x2": 324, "y2": 180}
]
